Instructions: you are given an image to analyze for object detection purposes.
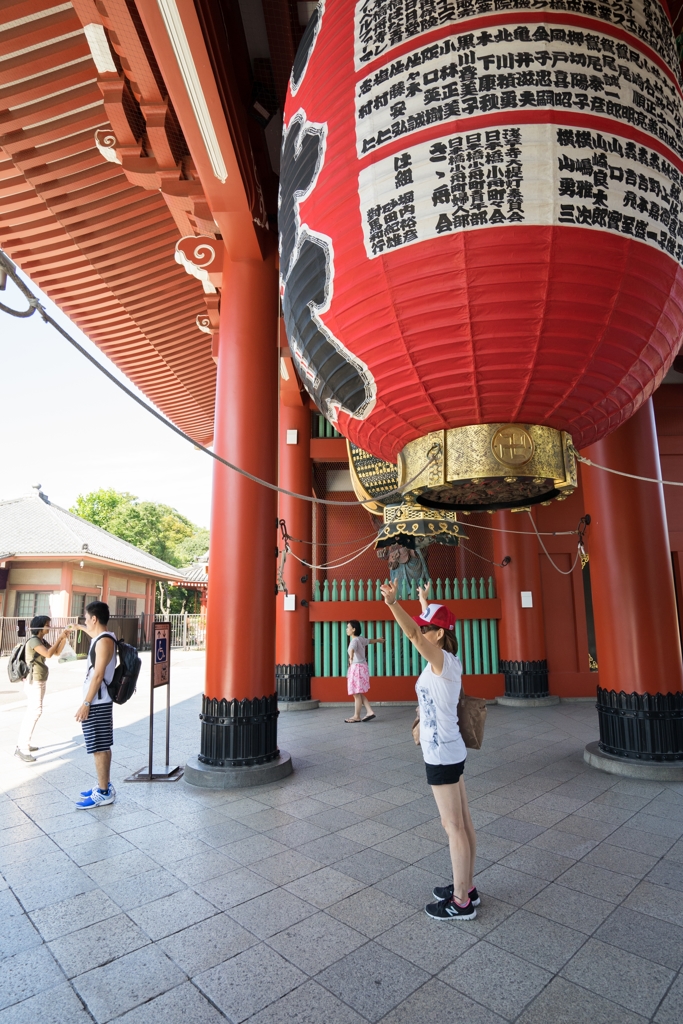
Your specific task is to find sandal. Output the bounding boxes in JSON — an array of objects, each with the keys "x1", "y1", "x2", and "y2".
[
  {"x1": 362, "y1": 713, "x2": 376, "y2": 722},
  {"x1": 345, "y1": 717, "x2": 361, "y2": 723}
]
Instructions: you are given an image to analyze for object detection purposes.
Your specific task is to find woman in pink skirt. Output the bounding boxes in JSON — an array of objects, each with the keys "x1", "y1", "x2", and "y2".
[{"x1": 345, "y1": 620, "x2": 385, "y2": 723}]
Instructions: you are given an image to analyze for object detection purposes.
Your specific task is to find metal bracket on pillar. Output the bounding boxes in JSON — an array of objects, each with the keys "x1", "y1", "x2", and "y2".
[{"x1": 497, "y1": 659, "x2": 559, "y2": 707}]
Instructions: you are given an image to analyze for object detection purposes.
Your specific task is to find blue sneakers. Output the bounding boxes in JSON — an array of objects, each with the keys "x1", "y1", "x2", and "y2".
[
  {"x1": 80, "y1": 783, "x2": 116, "y2": 799},
  {"x1": 76, "y1": 786, "x2": 115, "y2": 809}
]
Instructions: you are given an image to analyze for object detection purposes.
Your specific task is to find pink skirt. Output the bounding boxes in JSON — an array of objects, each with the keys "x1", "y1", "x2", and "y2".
[{"x1": 347, "y1": 662, "x2": 370, "y2": 694}]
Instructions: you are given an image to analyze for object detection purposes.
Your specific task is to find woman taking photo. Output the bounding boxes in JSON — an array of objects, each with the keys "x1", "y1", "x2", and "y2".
[
  {"x1": 380, "y1": 579, "x2": 478, "y2": 921},
  {"x1": 15, "y1": 615, "x2": 70, "y2": 762}
]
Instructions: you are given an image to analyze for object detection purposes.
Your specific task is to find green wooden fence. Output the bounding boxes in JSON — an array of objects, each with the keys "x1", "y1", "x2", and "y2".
[
  {"x1": 312, "y1": 413, "x2": 342, "y2": 438},
  {"x1": 312, "y1": 576, "x2": 499, "y2": 677}
]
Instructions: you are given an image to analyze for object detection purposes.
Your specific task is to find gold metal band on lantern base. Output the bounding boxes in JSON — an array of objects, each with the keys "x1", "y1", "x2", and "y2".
[
  {"x1": 397, "y1": 424, "x2": 577, "y2": 512},
  {"x1": 346, "y1": 440, "x2": 467, "y2": 546}
]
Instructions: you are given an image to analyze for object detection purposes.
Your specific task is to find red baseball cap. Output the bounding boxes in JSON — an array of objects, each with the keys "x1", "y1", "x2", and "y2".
[{"x1": 412, "y1": 603, "x2": 456, "y2": 630}]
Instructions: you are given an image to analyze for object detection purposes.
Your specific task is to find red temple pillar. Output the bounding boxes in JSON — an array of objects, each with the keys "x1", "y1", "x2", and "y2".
[
  {"x1": 187, "y1": 249, "x2": 292, "y2": 786},
  {"x1": 275, "y1": 395, "x2": 315, "y2": 707},
  {"x1": 493, "y1": 509, "x2": 554, "y2": 703},
  {"x1": 581, "y1": 399, "x2": 683, "y2": 767}
]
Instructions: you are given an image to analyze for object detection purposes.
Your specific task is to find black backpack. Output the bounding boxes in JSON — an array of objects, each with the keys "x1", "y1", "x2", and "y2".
[
  {"x1": 90, "y1": 634, "x2": 141, "y2": 705},
  {"x1": 7, "y1": 638, "x2": 32, "y2": 683}
]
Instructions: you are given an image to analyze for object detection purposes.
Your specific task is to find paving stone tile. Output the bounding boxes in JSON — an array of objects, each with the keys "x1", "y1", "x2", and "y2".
[
  {"x1": 556, "y1": 861, "x2": 638, "y2": 903},
  {"x1": 284, "y1": 866, "x2": 365, "y2": 909},
  {"x1": 376, "y1": 909, "x2": 477, "y2": 973},
  {"x1": 84, "y1": 849, "x2": 158, "y2": 886},
  {"x1": 28, "y1": 888, "x2": 120, "y2": 942},
  {"x1": 194, "y1": 942, "x2": 306, "y2": 1023},
  {"x1": 314, "y1": 789, "x2": 360, "y2": 808},
  {"x1": 594, "y1": 906, "x2": 683, "y2": 971},
  {"x1": 250, "y1": 849, "x2": 323, "y2": 885},
  {"x1": 196, "y1": 820, "x2": 256, "y2": 848},
  {"x1": 11, "y1": 865, "x2": 98, "y2": 913},
  {"x1": 475, "y1": 863, "x2": 549, "y2": 906},
  {"x1": 0, "y1": 912, "x2": 42, "y2": 960},
  {"x1": 623, "y1": 880, "x2": 683, "y2": 926},
  {"x1": 0, "y1": 945, "x2": 64, "y2": 1012},
  {"x1": 617, "y1": 812, "x2": 683, "y2": 839},
  {"x1": 106, "y1": 981, "x2": 225, "y2": 1024},
  {"x1": 373, "y1": 803, "x2": 438, "y2": 831},
  {"x1": 317, "y1": 940, "x2": 428, "y2": 1023},
  {"x1": 72, "y1": 943, "x2": 186, "y2": 1023},
  {"x1": 0, "y1": 982, "x2": 92, "y2": 1024},
  {"x1": 293, "y1": 835, "x2": 364, "y2": 866},
  {"x1": 529, "y1": 829, "x2": 599, "y2": 860},
  {"x1": 67, "y1": 834, "x2": 136, "y2": 867},
  {"x1": 379, "y1": 978, "x2": 509, "y2": 1024},
  {"x1": 372, "y1": 832, "x2": 443, "y2": 864},
  {"x1": 158, "y1": 912, "x2": 257, "y2": 975},
  {"x1": 374, "y1": 787, "x2": 423, "y2": 806},
  {"x1": 664, "y1": 837, "x2": 683, "y2": 863},
  {"x1": 222, "y1": 833, "x2": 289, "y2": 867},
  {"x1": 51, "y1": 821, "x2": 116, "y2": 850},
  {"x1": 645, "y1": 857, "x2": 683, "y2": 891},
  {"x1": 524, "y1": 882, "x2": 615, "y2": 934},
  {"x1": 265, "y1": 820, "x2": 330, "y2": 848},
  {"x1": 582, "y1": 842, "x2": 659, "y2": 878},
  {"x1": 515, "y1": 976, "x2": 648, "y2": 1024},
  {"x1": 229, "y1": 888, "x2": 316, "y2": 939},
  {"x1": 326, "y1": 886, "x2": 414, "y2": 938},
  {"x1": 276, "y1": 797, "x2": 332, "y2": 819},
  {"x1": 654, "y1": 972, "x2": 683, "y2": 1024},
  {"x1": 244, "y1": 978, "x2": 366, "y2": 1024},
  {"x1": 334, "y1": 848, "x2": 406, "y2": 884},
  {"x1": 413, "y1": 844, "x2": 454, "y2": 880},
  {"x1": 167, "y1": 848, "x2": 239, "y2": 884},
  {"x1": 234, "y1": 808, "x2": 301, "y2": 833},
  {"x1": 127, "y1": 888, "x2": 216, "y2": 940},
  {"x1": 439, "y1": 939, "x2": 552, "y2": 1019},
  {"x1": 48, "y1": 913, "x2": 149, "y2": 977},
  {"x1": 373, "y1": 864, "x2": 440, "y2": 910},
  {"x1": 604, "y1": 825, "x2": 675, "y2": 858},
  {"x1": 192, "y1": 865, "x2": 277, "y2": 910},
  {"x1": 98, "y1": 867, "x2": 184, "y2": 911},
  {"x1": 498, "y1": 844, "x2": 575, "y2": 881},
  {"x1": 553, "y1": 814, "x2": 619, "y2": 841},
  {"x1": 486, "y1": 908, "x2": 587, "y2": 972},
  {"x1": 0, "y1": 890, "x2": 23, "y2": 918},
  {"x1": 561, "y1": 938, "x2": 674, "y2": 1017},
  {"x1": 0, "y1": 835, "x2": 61, "y2": 870},
  {"x1": 0, "y1": 822, "x2": 45, "y2": 848},
  {"x1": 267, "y1": 911, "x2": 366, "y2": 975},
  {"x1": 335, "y1": 821, "x2": 400, "y2": 847}
]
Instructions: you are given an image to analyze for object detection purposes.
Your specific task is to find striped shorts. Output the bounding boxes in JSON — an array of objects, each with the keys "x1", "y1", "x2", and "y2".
[{"x1": 82, "y1": 702, "x2": 114, "y2": 754}]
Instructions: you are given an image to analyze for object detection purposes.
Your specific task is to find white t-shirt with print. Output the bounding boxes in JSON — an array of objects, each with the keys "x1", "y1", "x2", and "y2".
[{"x1": 415, "y1": 649, "x2": 467, "y2": 766}]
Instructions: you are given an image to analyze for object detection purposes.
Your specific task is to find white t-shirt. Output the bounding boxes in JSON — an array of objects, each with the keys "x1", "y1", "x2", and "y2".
[
  {"x1": 83, "y1": 632, "x2": 117, "y2": 705},
  {"x1": 348, "y1": 636, "x2": 370, "y2": 664},
  {"x1": 415, "y1": 649, "x2": 467, "y2": 766}
]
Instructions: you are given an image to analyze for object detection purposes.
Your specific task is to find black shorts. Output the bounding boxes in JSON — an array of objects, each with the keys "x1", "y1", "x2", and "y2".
[
  {"x1": 82, "y1": 702, "x2": 113, "y2": 754},
  {"x1": 425, "y1": 760, "x2": 465, "y2": 786}
]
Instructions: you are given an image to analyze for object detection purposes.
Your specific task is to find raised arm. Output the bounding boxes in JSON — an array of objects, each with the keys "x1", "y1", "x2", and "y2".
[
  {"x1": 32, "y1": 629, "x2": 71, "y2": 660},
  {"x1": 418, "y1": 582, "x2": 430, "y2": 613},
  {"x1": 380, "y1": 580, "x2": 444, "y2": 675}
]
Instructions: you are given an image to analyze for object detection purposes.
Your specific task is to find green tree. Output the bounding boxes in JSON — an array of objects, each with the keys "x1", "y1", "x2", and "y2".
[{"x1": 71, "y1": 489, "x2": 209, "y2": 614}]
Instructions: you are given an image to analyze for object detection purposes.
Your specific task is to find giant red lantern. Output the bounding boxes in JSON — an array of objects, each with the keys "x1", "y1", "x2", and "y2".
[{"x1": 280, "y1": 0, "x2": 683, "y2": 510}]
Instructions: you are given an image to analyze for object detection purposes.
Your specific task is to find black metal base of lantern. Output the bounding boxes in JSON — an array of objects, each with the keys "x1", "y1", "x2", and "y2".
[
  {"x1": 500, "y1": 660, "x2": 550, "y2": 699},
  {"x1": 595, "y1": 687, "x2": 683, "y2": 762},
  {"x1": 276, "y1": 663, "x2": 313, "y2": 702},
  {"x1": 198, "y1": 693, "x2": 280, "y2": 767}
]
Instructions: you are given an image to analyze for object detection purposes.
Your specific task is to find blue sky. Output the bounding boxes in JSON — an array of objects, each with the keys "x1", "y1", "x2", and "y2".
[{"x1": 0, "y1": 271, "x2": 213, "y2": 528}]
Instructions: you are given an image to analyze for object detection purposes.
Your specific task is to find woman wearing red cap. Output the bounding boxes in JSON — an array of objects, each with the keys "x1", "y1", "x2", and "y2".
[{"x1": 380, "y1": 579, "x2": 478, "y2": 921}]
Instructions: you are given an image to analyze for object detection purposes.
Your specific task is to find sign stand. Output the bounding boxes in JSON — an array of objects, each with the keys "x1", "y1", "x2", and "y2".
[{"x1": 125, "y1": 621, "x2": 183, "y2": 782}]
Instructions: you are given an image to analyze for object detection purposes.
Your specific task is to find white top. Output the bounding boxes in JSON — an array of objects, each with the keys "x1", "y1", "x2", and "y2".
[
  {"x1": 348, "y1": 636, "x2": 370, "y2": 664},
  {"x1": 415, "y1": 650, "x2": 467, "y2": 766},
  {"x1": 83, "y1": 632, "x2": 117, "y2": 704}
]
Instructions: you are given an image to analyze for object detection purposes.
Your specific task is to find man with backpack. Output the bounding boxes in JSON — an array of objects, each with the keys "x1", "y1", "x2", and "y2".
[{"x1": 73, "y1": 601, "x2": 118, "y2": 808}]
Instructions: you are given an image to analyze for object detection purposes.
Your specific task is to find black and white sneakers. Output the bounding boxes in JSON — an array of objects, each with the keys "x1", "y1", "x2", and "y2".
[
  {"x1": 432, "y1": 884, "x2": 480, "y2": 906},
  {"x1": 425, "y1": 896, "x2": 477, "y2": 921}
]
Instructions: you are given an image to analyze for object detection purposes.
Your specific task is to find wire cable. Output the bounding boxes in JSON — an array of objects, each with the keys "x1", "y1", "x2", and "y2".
[
  {"x1": 572, "y1": 448, "x2": 683, "y2": 488},
  {"x1": 526, "y1": 510, "x2": 582, "y2": 576}
]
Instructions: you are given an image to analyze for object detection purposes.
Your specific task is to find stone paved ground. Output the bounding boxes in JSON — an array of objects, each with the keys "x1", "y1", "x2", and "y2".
[{"x1": 1, "y1": 652, "x2": 683, "y2": 1024}]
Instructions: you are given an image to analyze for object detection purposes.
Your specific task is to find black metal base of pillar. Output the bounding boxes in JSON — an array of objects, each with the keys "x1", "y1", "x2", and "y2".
[
  {"x1": 198, "y1": 694, "x2": 280, "y2": 767},
  {"x1": 595, "y1": 687, "x2": 683, "y2": 762},
  {"x1": 500, "y1": 659, "x2": 550, "y2": 699},
  {"x1": 276, "y1": 663, "x2": 313, "y2": 702}
]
